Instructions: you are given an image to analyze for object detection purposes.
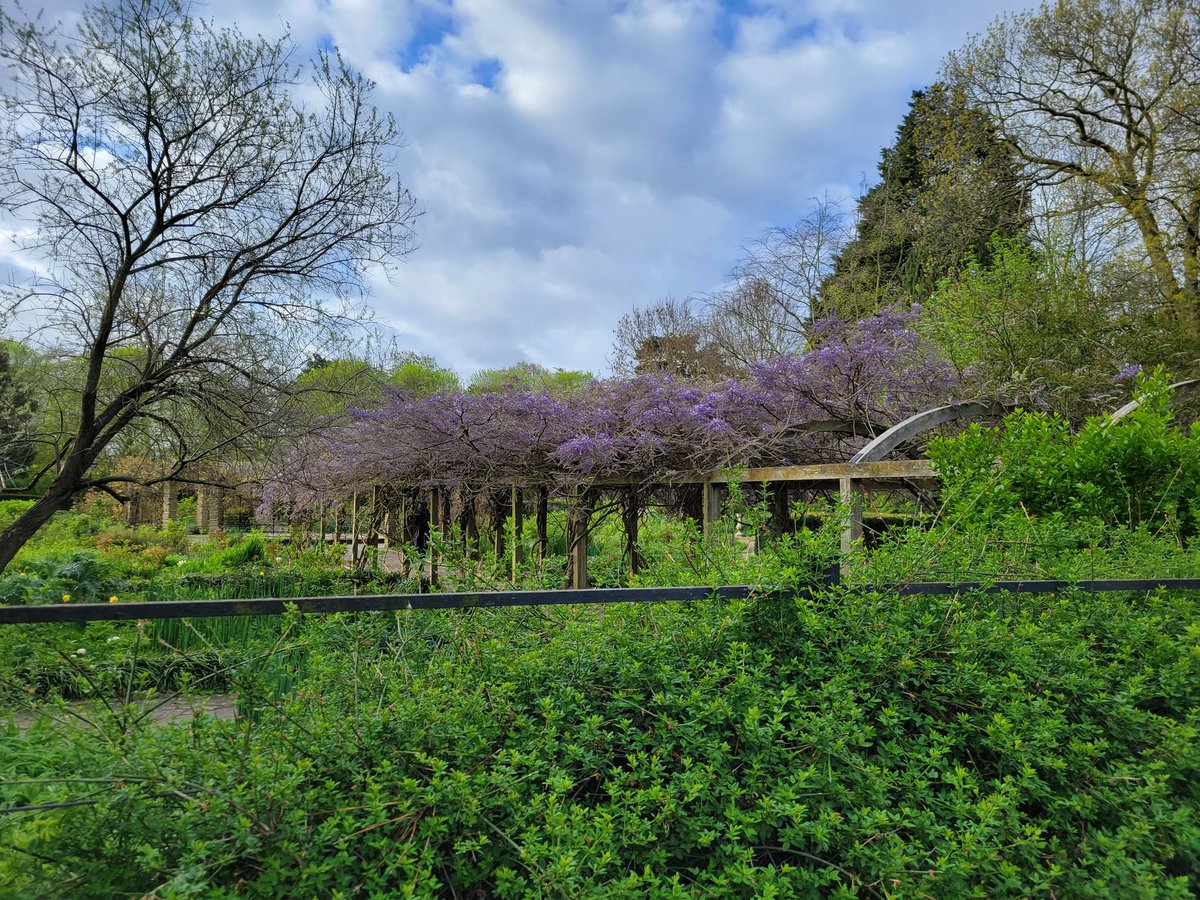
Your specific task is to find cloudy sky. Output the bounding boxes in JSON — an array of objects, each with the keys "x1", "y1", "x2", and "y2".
[{"x1": 3, "y1": 0, "x2": 1033, "y2": 378}]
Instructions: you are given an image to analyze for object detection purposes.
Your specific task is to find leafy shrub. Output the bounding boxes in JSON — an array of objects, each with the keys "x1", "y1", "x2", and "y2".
[
  {"x1": 930, "y1": 370, "x2": 1200, "y2": 538},
  {"x1": 4, "y1": 583, "x2": 1194, "y2": 896}
]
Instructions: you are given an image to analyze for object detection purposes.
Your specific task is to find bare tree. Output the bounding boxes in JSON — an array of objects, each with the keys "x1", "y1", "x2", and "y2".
[
  {"x1": 610, "y1": 296, "x2": 728, "y2": 379},
  {"x1": 0, "y1": 0, "x2": 419, "y2": 571},
  {"x1": 944, "y1": 0, "x2": 1200, "y2": 335},
  {"x1": 704, "y1": 196, "x2": 847, "y2": 365}
]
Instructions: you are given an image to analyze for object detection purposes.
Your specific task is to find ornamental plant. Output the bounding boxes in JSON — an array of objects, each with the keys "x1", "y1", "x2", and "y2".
[{"x1": 261, "y1": 305, "x2": 966, "y2": 519}]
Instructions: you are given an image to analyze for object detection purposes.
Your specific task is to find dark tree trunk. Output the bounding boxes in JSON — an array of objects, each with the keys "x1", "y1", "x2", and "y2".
[{"x1": 0, "y1": 479, "x2": 77, "y2": 573}]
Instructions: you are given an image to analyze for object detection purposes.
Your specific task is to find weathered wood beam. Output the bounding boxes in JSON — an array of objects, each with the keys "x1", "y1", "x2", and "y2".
[
  {"x1": 596, "y1": 460, "x2": 934, "y2": 486},
  {"x1": 701, "y1": 480, "x2": 719, "y2": 538},
  {"x1": 426, "y1": 487, "x2": 442, "y2": 586}
]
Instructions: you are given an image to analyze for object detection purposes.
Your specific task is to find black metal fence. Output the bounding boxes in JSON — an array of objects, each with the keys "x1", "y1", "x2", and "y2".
[{"x1": 4, "y1": 575, "x2": 1200, "y2": 625}]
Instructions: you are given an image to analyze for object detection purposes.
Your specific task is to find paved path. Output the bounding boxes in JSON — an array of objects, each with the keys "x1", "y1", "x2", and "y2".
[{"x1": 5, "y1": 693, "x2": 238, "y2": 733}]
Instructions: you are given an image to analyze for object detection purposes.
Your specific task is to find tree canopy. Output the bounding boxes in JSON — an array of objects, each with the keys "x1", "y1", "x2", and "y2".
[
  {"x1": 0, "y1": 0, "x2": 419, "y2": 571},
  {"x1": 944, "y1": 0, "x2": 1200, "y2": 346}
]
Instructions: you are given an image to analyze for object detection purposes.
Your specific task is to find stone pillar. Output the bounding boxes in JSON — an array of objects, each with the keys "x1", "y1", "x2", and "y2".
[
  {"x1": 161, "y1": 484, "x2": 178, "y2": 526},
  {"x1": 195, "y1": 486, "x2": 224, "y2": 532}
]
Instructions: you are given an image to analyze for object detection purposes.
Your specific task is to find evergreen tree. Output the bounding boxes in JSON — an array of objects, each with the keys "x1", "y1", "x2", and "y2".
[{"x1": 822, "y1": 84, "x2": 1029, "y2": 319}]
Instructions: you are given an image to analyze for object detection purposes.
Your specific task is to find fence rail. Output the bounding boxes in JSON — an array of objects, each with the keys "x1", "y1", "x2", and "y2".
[{"x1": 3, "y1": 576, "x2": 1200, "y2": 625}]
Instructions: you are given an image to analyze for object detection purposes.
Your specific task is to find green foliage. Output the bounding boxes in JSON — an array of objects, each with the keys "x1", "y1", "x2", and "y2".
[
  {"x1": 929, "y1": 371, "x2": 1200, "y2": 537},
  {"x1": 2, "y1": 581, "x2": 1196, "y2": 896},
  {"x1": 921, "y1": 236, "x2": 1146, "y2": 414},
  {"x1": 3, "y1": 412, "x2": 1200, "y2": 894},
  {"x1": 822, "y1": 83, "x2": 1028, "y2": 319},
  {"x1": 467, "y1": 362, "x2": 593, "y2": 396},
  {"x1": 387, "y1": 359, "x2": 461, "y2": 397},
  {"x1": 291, "y1": 358, "x2": 388, "y2": 421}
]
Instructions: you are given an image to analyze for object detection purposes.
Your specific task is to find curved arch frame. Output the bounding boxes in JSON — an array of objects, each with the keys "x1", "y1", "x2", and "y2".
[
  {"x1": 849, "y1": 401, "x2": 1010, "y2": 463},
  {"x1": 1108, "y1": 378, "x2": 1200, "y2": 422}
]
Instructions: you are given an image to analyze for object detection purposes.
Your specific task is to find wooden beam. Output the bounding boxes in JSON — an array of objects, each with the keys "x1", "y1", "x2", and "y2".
[
  {"x1": 623, "y1": 488, "x2": 642, "y2": 577},
  {"x1": 536, "y1": 487, "x2": 549, "y2": 564},
  {"x1": 350, "y1": 492, "x2": 360, "y2": 568},
  {"x1": 850, "y1": 402, "x2": 1008, "y2": 463},
  {"x1": 839, "y1": 475, "x2": 862, "y2": 563},
  {"x1": 596, "y1": 460, "x2": 934, "y2": 486},
  {"x1": 426, "y1": 487, "x2": 441, "y2": 586},
  {"x1": 566, "y1": 486, "x2": 594, "y2": 589}
]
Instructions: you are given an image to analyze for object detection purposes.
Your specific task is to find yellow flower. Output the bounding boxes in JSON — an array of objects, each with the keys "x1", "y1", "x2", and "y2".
[
  {"x1": 61, "y1": 593, "x2": 71, "y2": 603},
  {"x1": 108, "y1": 596, "x2": 119, "y2": 603}
]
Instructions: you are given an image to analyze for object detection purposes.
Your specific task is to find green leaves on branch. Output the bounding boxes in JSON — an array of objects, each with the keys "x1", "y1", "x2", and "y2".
[{"x1": 930, "y1": 370, "x2": 1200, "y2": 536}]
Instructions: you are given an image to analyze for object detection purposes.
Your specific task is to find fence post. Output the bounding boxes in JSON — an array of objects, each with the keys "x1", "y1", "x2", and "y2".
[
  {"x1": 702, "y1": 480, "x2": 719, "y2": 539},
  {"x1": 839, "y1": 474, "x2": 862, "y2": 576}
]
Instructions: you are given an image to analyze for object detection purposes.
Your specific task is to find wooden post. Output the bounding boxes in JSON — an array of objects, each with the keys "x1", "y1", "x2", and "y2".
[
  {"x1": 769, "y1": 482, "x2": 791, "y2": 534},
  {"x1": 350, "y1": 492, "x2": 360, "y2": 568},
  {"x1": 622, "y1": 487, "x2": 642, "y2": 577},
  {"x1": 490, "y1": 492, "x2": 506, "y2": 563},
  {"x1": 510, "y1": 486, "x2": 525, "y2": 580},
  {"x1": 701, "y1": 480, "x2": 719, "y2": 539},
  {"x1": 566, "y1": 486, "x2": 594, "y2": 589},
  {"x1": 536, "y1": 486, "x2": 549, "y2": 564},
  {"x1": 839, "y1": 475, "x2": 862, "y2": 573},
  {"x1": 368, "y1": 485, "x2": 382, "y2": 567},
  {"x1": 426, "y1": 487, "x2": 442, "y2": 586}
]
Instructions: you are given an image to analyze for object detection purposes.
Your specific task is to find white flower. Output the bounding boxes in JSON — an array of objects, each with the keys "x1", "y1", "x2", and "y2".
[
  {"x1": 74, "y1": 648, "x2": 87, "y2": 656},
  {"x1": 106, "y1": 636, "x2": 122, "y2": 643}
]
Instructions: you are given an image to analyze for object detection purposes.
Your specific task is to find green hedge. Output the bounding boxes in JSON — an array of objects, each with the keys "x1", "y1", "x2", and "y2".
[{"x1": 3, "y1": 584, "x2": 1197, "y2": 897}]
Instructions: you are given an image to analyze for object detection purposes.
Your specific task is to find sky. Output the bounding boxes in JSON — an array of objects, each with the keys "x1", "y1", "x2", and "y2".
[{"x1": 1, "y1": 0, "x2": 1035, "y2": 379}]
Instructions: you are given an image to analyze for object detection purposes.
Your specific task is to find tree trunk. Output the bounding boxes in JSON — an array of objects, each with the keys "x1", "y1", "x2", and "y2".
[{"x1": 0, "y1": 480, "x2": 76, "y2": 573}]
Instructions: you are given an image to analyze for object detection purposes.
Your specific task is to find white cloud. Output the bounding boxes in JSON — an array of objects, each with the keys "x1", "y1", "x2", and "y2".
[{"x1": 1, "y1": 0, "x2": 1033, "y2": 378}]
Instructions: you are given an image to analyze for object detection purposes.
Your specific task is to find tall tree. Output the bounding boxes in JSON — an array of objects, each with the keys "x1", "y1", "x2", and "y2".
[
  {"x1": 921, "y1": 235, "x2": 1148, "y2": 416},
  {"x1": 610, "y1": 297, "x2": 728, "y2": 379},
  {"x1": 0, "y1": 0, "x2": 419, "y2": 571},
  {"x1": 705, "y1": 196, "x2": 848, "y2": 365},
  {"x1": 944, "y1": 0, "x2": 1200, "y2": 341},
  {"x1": 822, "y1": 83, "x2": 1029, "y2": 319}
]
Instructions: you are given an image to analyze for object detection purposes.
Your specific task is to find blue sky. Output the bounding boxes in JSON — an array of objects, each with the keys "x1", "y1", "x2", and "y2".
[{"x1": 2, "y1": 0, "x2": 1034, "y2": 378}]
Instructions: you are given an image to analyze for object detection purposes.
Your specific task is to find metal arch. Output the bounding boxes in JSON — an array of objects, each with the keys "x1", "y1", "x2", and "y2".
[
  {"x1": 849, "y1": 401, "x2": 1010, "y2": 463},
  {"x1": 1108, "y1": 378, "x2": 1200, "y2": 422}
]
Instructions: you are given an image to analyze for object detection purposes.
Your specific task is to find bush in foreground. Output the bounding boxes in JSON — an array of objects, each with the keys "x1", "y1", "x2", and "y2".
[{"x1": 2, "y1": 581, "x2": 1197, "y2": 897}]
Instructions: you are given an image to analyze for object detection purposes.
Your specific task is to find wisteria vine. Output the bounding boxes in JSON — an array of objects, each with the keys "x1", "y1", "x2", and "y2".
[{"x1": 260, "y1": 306, "x2": 967, "y2": 517}]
